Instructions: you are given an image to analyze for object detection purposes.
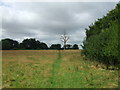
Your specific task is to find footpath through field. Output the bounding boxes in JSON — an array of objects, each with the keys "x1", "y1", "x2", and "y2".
[{"x1": 48, "y1": 50, "x2": 62, "y2": 87}]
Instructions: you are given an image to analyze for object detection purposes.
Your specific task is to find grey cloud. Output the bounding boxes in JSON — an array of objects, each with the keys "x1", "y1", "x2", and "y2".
[{"x1": 1, "y1": 2, "x2": 118, "y2": 48}]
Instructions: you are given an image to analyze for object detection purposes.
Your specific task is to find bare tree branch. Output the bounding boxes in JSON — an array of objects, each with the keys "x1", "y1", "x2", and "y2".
[{"x1": 60, "y1": 31, "x2": 69, "y2": 50}]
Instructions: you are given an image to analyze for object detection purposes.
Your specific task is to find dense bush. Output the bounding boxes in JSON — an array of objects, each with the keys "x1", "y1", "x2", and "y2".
[{"x1": 82, "y1": 4, "x2": 120, "y2": 67}]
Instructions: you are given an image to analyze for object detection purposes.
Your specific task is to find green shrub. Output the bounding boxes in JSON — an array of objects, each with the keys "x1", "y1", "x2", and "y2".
[{"x1": 82, "y1": 4, "x2": 119, "y2": 67}]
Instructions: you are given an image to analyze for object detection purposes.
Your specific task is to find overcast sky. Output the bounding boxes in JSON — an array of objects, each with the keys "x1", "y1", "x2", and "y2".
[{"x1": 0, "y1": 1, "x2": 118, "y2": 48}]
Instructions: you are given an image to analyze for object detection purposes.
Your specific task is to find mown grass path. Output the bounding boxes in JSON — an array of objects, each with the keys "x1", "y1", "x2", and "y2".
[{"x1": 48, "y1": 50, "x2": 62, "y2": 87}]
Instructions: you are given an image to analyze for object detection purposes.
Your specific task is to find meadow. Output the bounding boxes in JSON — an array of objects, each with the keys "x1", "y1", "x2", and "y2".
[{"x1": 2, "y1": 50, "x2": 119, "y2": 88}]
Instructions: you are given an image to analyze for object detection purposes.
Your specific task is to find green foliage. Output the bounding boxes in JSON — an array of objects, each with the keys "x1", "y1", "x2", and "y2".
[
  {"x1": 50, "y1": 44, "x2": 61, "y2": 50},
  {"x1": 72, "y1": 44, "x2": 79, "y2": 49},
  {"x1": 65, "y1": 44, "x2": 72, "y2": 49},
  {"x1": 82, "y1": 4, "x2": 119, "y2": 67},
  {"x1": 1, "y1": 38, "x2": 79, "y2": 50},
  {"x1": 20, "y1": 38, "x2": 49, "y2": 50},
  {"x1": 1, "y1": 38, "x2": 19, "y2": 50},
  {"x1": 1, "y1": 38, "x2": 48, "y2": 50},
  {"x1": 39, "y1": 42, "x2": 48, "y2": 50},
  {"x1": 20, "y1": 38, "x2": 39, "y2": 49}
]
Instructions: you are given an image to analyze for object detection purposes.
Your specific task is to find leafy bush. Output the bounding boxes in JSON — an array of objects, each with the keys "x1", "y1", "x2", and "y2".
[{"x1": 82, "y1": 4, "x2": 120, "y2": 67}]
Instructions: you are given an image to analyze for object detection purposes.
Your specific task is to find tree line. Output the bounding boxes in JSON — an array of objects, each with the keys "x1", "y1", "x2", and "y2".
[
  {"x1": 0, "y1": 38, "x2": 79, "y2": 50},
  {"x1": 82, "y1": 3, "x2": 120, "y2": 68}
]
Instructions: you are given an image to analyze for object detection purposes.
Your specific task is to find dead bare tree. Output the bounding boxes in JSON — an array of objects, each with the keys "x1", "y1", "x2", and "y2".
[{"x1": 60, "y1": 31, "x2": 69, "y2": 50}]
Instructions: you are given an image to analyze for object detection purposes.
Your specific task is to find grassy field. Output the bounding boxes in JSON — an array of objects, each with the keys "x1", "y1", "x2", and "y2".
[{"x1": 2, "y1": 50, "x2": 119, "y2": 88}]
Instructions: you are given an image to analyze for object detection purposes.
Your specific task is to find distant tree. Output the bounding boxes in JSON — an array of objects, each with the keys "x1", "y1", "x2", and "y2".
[
  {"x1": 50, "y1": 44, "x2": 61, "y2": 50},
  {"x1": 20, "y1": 38, "x2": 48, "y2": 50},
  {"x1": 36, "y1": 40, "x2": 41, "y2": 49},
  {"x1": 60, "y1": 31, "x2": 69, "y2": 50},
  {"x1": 72, "y1": 44, "x2": 79, "y2": 50},
  {"x1": 66, "y1": 44, "x2": 72, "y2": 49},
  {"x1": 0, "y1": 41, "x2": 2, "y2": 50},
  {"x1": 39, "y1": 42, "x2": 48, "y2": 50},
  {"x1": 1, "y1": 38, "x2": 19, "y2": 50},
  {"x1": 20, "y1": 38, "x2": 38, "y2": 49}
]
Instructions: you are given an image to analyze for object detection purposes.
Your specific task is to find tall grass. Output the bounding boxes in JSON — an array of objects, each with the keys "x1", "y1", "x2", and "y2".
[{"x1": 2, "y1": 50, "x2": 119, "y2": 88}]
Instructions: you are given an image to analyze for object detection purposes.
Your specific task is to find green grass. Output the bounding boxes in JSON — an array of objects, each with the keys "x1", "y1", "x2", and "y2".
[
  {"x1": 2, "y1": 50, "x2": 119, "y2": 88},
  {"x1": 47, "y1": 50, "x2": 62, "y2": 88}
]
